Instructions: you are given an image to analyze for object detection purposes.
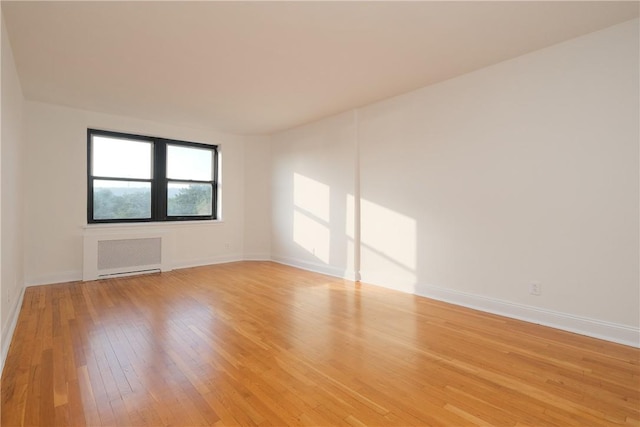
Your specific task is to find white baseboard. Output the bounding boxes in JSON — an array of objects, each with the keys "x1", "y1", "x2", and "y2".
[
  {"x1": 26, "y1": 271, "x2": 82, "y2": 287},
  {"x1": 172, "y1": 253, "x2": 244, "y2": 270},
  {"x1": 243, "y1": 252, "x2": 272, "y2": 261},
  {"x1": 271, "y1": 255, "x2": 358, "y2": 281},
  {"x1": 1, "y1": 286, "x2": 26, "y2": 375},
  {"x1": 419, "y1": 284, "x2": 640, "y2": 348},
  {"x1": 25, "y1": 254, "x2": 252, "y2": 285}
]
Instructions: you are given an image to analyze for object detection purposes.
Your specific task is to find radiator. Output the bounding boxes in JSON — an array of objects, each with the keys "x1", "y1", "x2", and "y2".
[{"x1": 83, "y1": 231, "x2": 172, "y2": 281}]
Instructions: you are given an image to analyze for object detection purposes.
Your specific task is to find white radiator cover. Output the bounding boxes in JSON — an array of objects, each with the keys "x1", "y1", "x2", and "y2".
[{"x1": 83, "y1": 231, "x2": 172, "y2": 281}]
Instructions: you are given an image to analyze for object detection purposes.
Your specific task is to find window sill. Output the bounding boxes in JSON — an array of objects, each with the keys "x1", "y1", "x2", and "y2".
[{"x1": 83, "y1": 219, "x2": 225, "y2": 231}]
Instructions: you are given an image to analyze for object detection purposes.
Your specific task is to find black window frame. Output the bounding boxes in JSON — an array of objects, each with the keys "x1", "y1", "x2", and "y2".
[{"x1": 87, "y1": 129, "x2": 218, "y2": 224}]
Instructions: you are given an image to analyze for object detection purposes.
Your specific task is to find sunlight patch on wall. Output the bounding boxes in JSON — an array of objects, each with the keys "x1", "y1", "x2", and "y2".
[
  {"x1": 293, "y1": 210, "x2": 330, "y2": 263},
  {"x1": 293, "y1": 173, "x2": 331, "y2": 264},
  {"x1": 294, "y1": 173, "x2": 330, "y2": 222},
  {"x1": 346, "y1": 194, "x2": 356, "y2": 239},
  {"x1": 360, "y1": 198, "x2": 417, "y2": 292},
  {"x1": 345, "y1": 194, "x2": 358, "y2": 275},
  {"x1": 361, "y1": 199, "x2": 416, "y2": 270}
]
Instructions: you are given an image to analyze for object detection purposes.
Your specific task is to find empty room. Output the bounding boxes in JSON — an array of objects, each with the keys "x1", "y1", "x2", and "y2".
[{"x1": 1, "y1": 1, "x2": 639, "y2": 426}]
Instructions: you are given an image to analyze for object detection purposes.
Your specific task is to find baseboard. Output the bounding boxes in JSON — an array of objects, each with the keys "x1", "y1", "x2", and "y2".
[
  {"x1": 419, "y1": 284, "x2": 640, "y2": 348},
  {"x1": 24, "y1": 255, "x2": 264, "y2": 285},
  {"x1": 26, "y1": 256, "x2": 255, "y2": 285},
  {"x1": 26, "y1": 271, "x2": 82, "y2": 287},
  {"x1": 172, "y1": 253, "x2": 244, "y2": 270},
  {"x1": 1, "y1": 286, "x2": 26, "y2": 375},
  {"x1": 243, "y1": 252, "x2": 272, "y2": 261},
  {"x1": 271, "y1": 255, "x2": 358, "y2": 281}
]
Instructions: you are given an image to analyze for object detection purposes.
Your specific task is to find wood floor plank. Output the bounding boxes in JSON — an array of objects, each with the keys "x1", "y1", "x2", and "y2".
[{"x1": 2, "y1": 261, "x2": 639, "y2": 426}]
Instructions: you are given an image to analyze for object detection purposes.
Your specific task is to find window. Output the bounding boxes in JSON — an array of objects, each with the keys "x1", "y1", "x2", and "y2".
[{"x1": 87, "y1": 129, "x2": 218, "y2": 223}]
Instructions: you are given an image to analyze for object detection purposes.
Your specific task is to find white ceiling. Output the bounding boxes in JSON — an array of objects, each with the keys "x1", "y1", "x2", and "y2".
[{"x1": 2, "y1": 1, "x2": 638, "y2": 135}]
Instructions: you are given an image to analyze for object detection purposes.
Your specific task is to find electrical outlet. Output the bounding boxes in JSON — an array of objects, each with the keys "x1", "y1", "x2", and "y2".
[
  {"x1": 224, "y1": 243, "x2": 230, "y2": 251},
  {"x1": 529, "y1": 282, "x2": 541, "y2": 296}
]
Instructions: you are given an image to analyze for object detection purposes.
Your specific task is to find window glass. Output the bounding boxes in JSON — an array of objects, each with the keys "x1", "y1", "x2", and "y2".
[
  {"x1": 93, "y1": 180, "x2": 151, "y2": 220},
  {"x1": 92, "y1": 136, "x2": 152, "y2": 179},
  {"x1": 167, "y1": 183, "x2": 213, "y2": 216},
  {"x1": 167, "y1": 145, "x2": 212, "y2": 181}
]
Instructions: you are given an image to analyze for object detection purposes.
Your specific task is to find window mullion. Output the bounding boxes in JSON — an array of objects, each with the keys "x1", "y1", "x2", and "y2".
[{"x1": 154, "y1": 140, "x2": 167, "y2": 221}]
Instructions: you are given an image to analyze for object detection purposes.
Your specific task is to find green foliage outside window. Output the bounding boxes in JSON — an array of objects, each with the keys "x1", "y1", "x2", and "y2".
[{"x1": 94, "y1": 185, "x2": 212, "y2": 220}]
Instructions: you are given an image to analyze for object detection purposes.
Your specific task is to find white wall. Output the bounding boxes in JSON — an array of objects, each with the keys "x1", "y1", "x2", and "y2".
[
  {"x1": 1, "y1": 11, "x2": 26, "y2": 364},
  {"x1": 271, "y1": 111, "x2": 358, "y2": 279},
  {"x1": 23, "y1": 101, "x2": 269, "y2": 285},
  {"x1": 243, "y1": 135, "x2": 272, "y2": 260},
  {"x1": 270, "y1": 19, "x2": 639, "y2": 345}
]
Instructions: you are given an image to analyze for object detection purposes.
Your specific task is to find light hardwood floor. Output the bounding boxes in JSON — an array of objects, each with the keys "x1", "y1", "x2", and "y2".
[{"x1": 1, "y1": 261, "x2": 638, "y2": 426}]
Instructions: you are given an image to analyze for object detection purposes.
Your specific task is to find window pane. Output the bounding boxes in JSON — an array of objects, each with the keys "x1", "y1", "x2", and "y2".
[
  {"x1": 93, "y1": 180, "x2": 151, "y2": 220},
  {"x1": 92, "y1": 136, "x2": 152, "y2": 179},
  {"x1": 167, "y1": 183, "x2": 212, "y2": 216},
  {"x1": 167, "y1": 145, "x2": 212, "y2": 181}
]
